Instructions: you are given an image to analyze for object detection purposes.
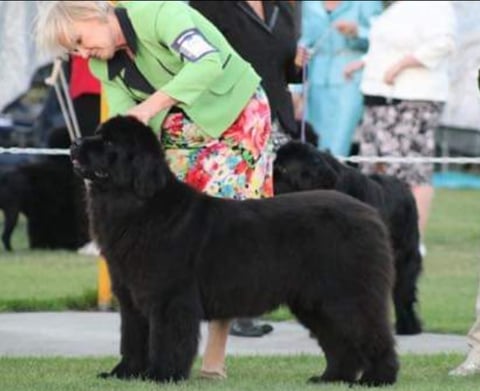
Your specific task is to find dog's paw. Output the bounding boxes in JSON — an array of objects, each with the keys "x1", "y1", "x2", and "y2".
[
  {"x1": 98, "y1": 361, "x2": 143, "y2": 380},
  {"x1": 395, "y1": 313, "x2": 422, "y2": 335},
  {"x1": 142, "y1": 367, "x2": 187, "y2": 383},
  {"x1": 307, "y1": 375, "x2": 323, "y2": 384}
]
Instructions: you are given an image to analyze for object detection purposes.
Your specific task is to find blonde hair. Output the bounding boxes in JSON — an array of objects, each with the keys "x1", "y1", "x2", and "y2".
[{"x1": 35, "y1": 1, "x2": 113, "y2": 55}]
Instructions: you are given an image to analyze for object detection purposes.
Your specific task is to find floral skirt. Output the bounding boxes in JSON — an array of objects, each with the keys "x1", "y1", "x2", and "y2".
[
  {"x1": 358, "y1": 100, "x2": 444, "y2": 186},
  {"x1": 160, "y1": 87, "x2": 274, "y2": 200}
]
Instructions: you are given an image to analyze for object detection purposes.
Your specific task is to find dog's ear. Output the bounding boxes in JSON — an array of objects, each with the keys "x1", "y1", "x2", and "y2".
[{"x1": 132, "y1": 153, "x2": 168, "y2": 198}]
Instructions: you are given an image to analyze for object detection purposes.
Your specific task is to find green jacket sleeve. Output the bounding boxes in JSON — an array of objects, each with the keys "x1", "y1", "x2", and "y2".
[
  {"x1": 153, "y1": 2, "x2": 223, "y2": 106},
  {"x1": 102, "y1": 79, "x2": 137, "y2": 118},
  {"x1": 104, "y1": 79, "x2": 165, "y2": 132}
]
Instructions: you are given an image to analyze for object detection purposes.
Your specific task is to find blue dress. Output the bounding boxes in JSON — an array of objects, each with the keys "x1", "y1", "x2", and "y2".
[{"x1": 299, "y1": 1, "x2": 382, "y2": 156}]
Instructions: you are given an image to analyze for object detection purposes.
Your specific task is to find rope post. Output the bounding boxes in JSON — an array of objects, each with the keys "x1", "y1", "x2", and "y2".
[
  {"x1": 97, "y1": 253, "x2": 112, "y2": 311},
  {"x1": 97, "y1": 90, "x2": 113, "y2": 311}
]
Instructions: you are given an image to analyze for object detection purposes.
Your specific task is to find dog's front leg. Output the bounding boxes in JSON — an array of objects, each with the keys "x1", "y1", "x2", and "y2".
[
  {"x1": 99, "y1": 286, "x2": 148, "y2": 379},
  {"x1": 143, "y1": 294, "x2": 201, "y2": 382}
]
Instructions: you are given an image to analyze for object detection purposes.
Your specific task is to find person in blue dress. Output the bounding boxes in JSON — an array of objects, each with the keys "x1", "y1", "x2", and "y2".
[{"x1": 295, "y1": 0, "x2": 383, "y2": 156}]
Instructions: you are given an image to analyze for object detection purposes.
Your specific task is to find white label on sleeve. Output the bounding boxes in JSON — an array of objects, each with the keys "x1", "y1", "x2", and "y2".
[{"x1": 172, "y1": 28, "x2": 218, "y2": 62}]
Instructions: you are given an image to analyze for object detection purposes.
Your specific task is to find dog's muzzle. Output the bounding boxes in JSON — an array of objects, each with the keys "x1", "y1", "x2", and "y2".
[{"x1": 70, "y1": 138, "x2": 86, "y2": 174}]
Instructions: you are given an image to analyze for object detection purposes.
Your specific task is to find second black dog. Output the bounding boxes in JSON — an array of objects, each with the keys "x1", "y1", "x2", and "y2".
[{"x1": 274, "y1": 141, "x2": 423, "y2": 335}]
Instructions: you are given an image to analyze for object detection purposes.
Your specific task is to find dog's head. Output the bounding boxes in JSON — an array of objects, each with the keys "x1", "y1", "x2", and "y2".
[
  {"x1": 70, "y1": 116, "x2": 169, "y2": 198},
  {"x1": 273, "y1": 141, "x2": 341, "y2": 194}
]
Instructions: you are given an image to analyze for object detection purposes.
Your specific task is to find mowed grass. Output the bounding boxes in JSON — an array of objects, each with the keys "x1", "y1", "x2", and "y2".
[
  {"x1": 0, "y1": 189, "x2": 479, "y2": 334},
  {"x1": 1, "y1": 355, "x2": 480, "y2": 391},
  {"x1": 420, "y1": 189, "x2": 480, "y2": 334},
  {"x1": 0, "y1": 251, "x2": 97, "y2": 311},
  {"x1": 0, "y1": 217, "x2": 97, "y2": 311}
]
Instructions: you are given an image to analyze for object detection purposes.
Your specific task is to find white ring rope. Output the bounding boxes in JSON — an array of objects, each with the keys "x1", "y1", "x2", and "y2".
[
  {"x1": 0, "y1": 147, "x2": 70, "y2": 156},
  {"x1": 338, "y1": 156, "x2": 480, "y2": 165},
  {"x1": 1, "y1": 147, "x2": 480, "y2": 165}
]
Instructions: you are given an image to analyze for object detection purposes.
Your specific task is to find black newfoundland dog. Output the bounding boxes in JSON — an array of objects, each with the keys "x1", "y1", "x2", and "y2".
[
  {"x1": 70, "y1": 116, "x2": 398, "y2": 386},
  {"x1": 274, "y1": 141, "x2": 423, "y2": 335}
]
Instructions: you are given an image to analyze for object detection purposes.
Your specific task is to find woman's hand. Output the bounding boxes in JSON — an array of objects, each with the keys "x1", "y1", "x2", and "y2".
[
  {"x1": 383, "y1": 54, "x2": 424, "y2": 85},
  {"x1": 334, "y1": 20, "x2": 358, "y2": 38},
  {"x1": 126, "y1": 91, "x2": 178, "y2": 125},
  {"x1": 383, "y1": 62, "x2": 403, "y2": 85},
  {"x1": 343, "y1": 59, "x2": 365, "y2": 80},
  {"x1": 295, "y1": 46, "x2": 311, "y2": 68},
  {"x1": 126, "y1": 101, "x2": 157, "y2": 125}
]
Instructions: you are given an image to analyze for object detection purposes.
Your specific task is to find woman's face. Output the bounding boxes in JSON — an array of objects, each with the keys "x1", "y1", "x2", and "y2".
[{"x1": 66, "y1": 18, "x2": 117, "y2": 60}]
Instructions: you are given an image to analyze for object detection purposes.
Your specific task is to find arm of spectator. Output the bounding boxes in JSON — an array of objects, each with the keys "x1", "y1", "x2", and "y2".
[
  {"x1": 294, "y1": 46, "x2": 311, "y2": 68},
  {"x1": 297, "y1": 2, "x2": 318, "y2": 51},
  {"x1": 338, "y1": 1, "x2": 383, "y2": 52},
  {"x1": 383, "y1": 55, "x2": 424, "y2": 85},
  {"x1": 413, "y1": 34, "x2": 455, "y2": 69},
  {"x1": 413, "y1": 4, "x2": 456, "y2": 69},
  {"x1": 357, "y1": 1, "x2": 383, "y2": 43},
  {"x1": 344, "y1": 59, "x2": 365, "y2": 80}
]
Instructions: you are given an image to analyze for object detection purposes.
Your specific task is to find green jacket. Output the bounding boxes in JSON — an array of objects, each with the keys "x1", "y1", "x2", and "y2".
[{"x1": 89, "y1": 1, "x2": 261, "y2": 137}]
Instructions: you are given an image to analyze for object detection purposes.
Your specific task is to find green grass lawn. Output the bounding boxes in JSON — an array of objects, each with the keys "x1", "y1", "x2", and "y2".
[
  {"x1": 421, "y1": 189, "x2": 480, "y2": 333},
  {"x1": 0, "y1": 215, "x2": 97, "y2": 311},
  {"x1": 1, "y1": 355, "x2": 480, "y2": 391},
  {"x1": 1, "y1": 189, "x2": 479, "y2": 334}
]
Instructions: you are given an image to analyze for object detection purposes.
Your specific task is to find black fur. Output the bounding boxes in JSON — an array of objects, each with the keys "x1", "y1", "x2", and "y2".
[
  {"x1": 0, "y1": 161, "x2": 89, "y2": 251},
  {"x1": 292, "y1": 120, "x2": 319, "y2": 147},
  {"x1": 0, "y1": 128, "x2": 89, "y2": 251},
  {"x1": 274, "y1": 141, "x2": 423, "y2": 335},
  {"x1": 71, "y1": 116, "x2": 399, "y2": 386}
]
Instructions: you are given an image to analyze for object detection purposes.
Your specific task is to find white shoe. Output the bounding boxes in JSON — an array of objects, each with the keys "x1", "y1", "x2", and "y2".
[
  {"x1": 449, "y1": 346, "x2": 480, "y2": 376},
  {"x1": 77, "y1": 241, "x2": 100, "y2": 257}
]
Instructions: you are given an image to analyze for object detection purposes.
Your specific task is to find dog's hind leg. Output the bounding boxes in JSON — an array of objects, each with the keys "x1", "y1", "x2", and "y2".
[
  {"x1": 393, "y1": 246, "x2": 423, "y2": 335},
  {"x1": 144, "y1": 293, "x2": 201, "y2": 382},
  {"x1": 289, "y1": 303, "x2": 366, "y2": 385}
]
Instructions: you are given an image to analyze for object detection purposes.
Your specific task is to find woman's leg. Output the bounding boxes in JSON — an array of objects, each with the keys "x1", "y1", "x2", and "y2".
[
  {"x1": 200, "y1": 320, "x2": 230, "y2": 378},
  {"x1": 411, "y1": 184, "x2": 434, "y2": 238},
  {"x1": 449, "y1": 283, "x2": 480, "y2": 376},
  {"x1": 449, "y1": 318, "x2": 480, "y2": 376}
]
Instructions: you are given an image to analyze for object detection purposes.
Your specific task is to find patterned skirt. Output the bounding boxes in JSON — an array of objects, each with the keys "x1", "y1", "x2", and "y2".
[
  {"x1": 160, "y1": 87, "x2": 274, "y2": 200},
  {"x1": 358, "y1": 100, "x2": 444, "y2": 186}
]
